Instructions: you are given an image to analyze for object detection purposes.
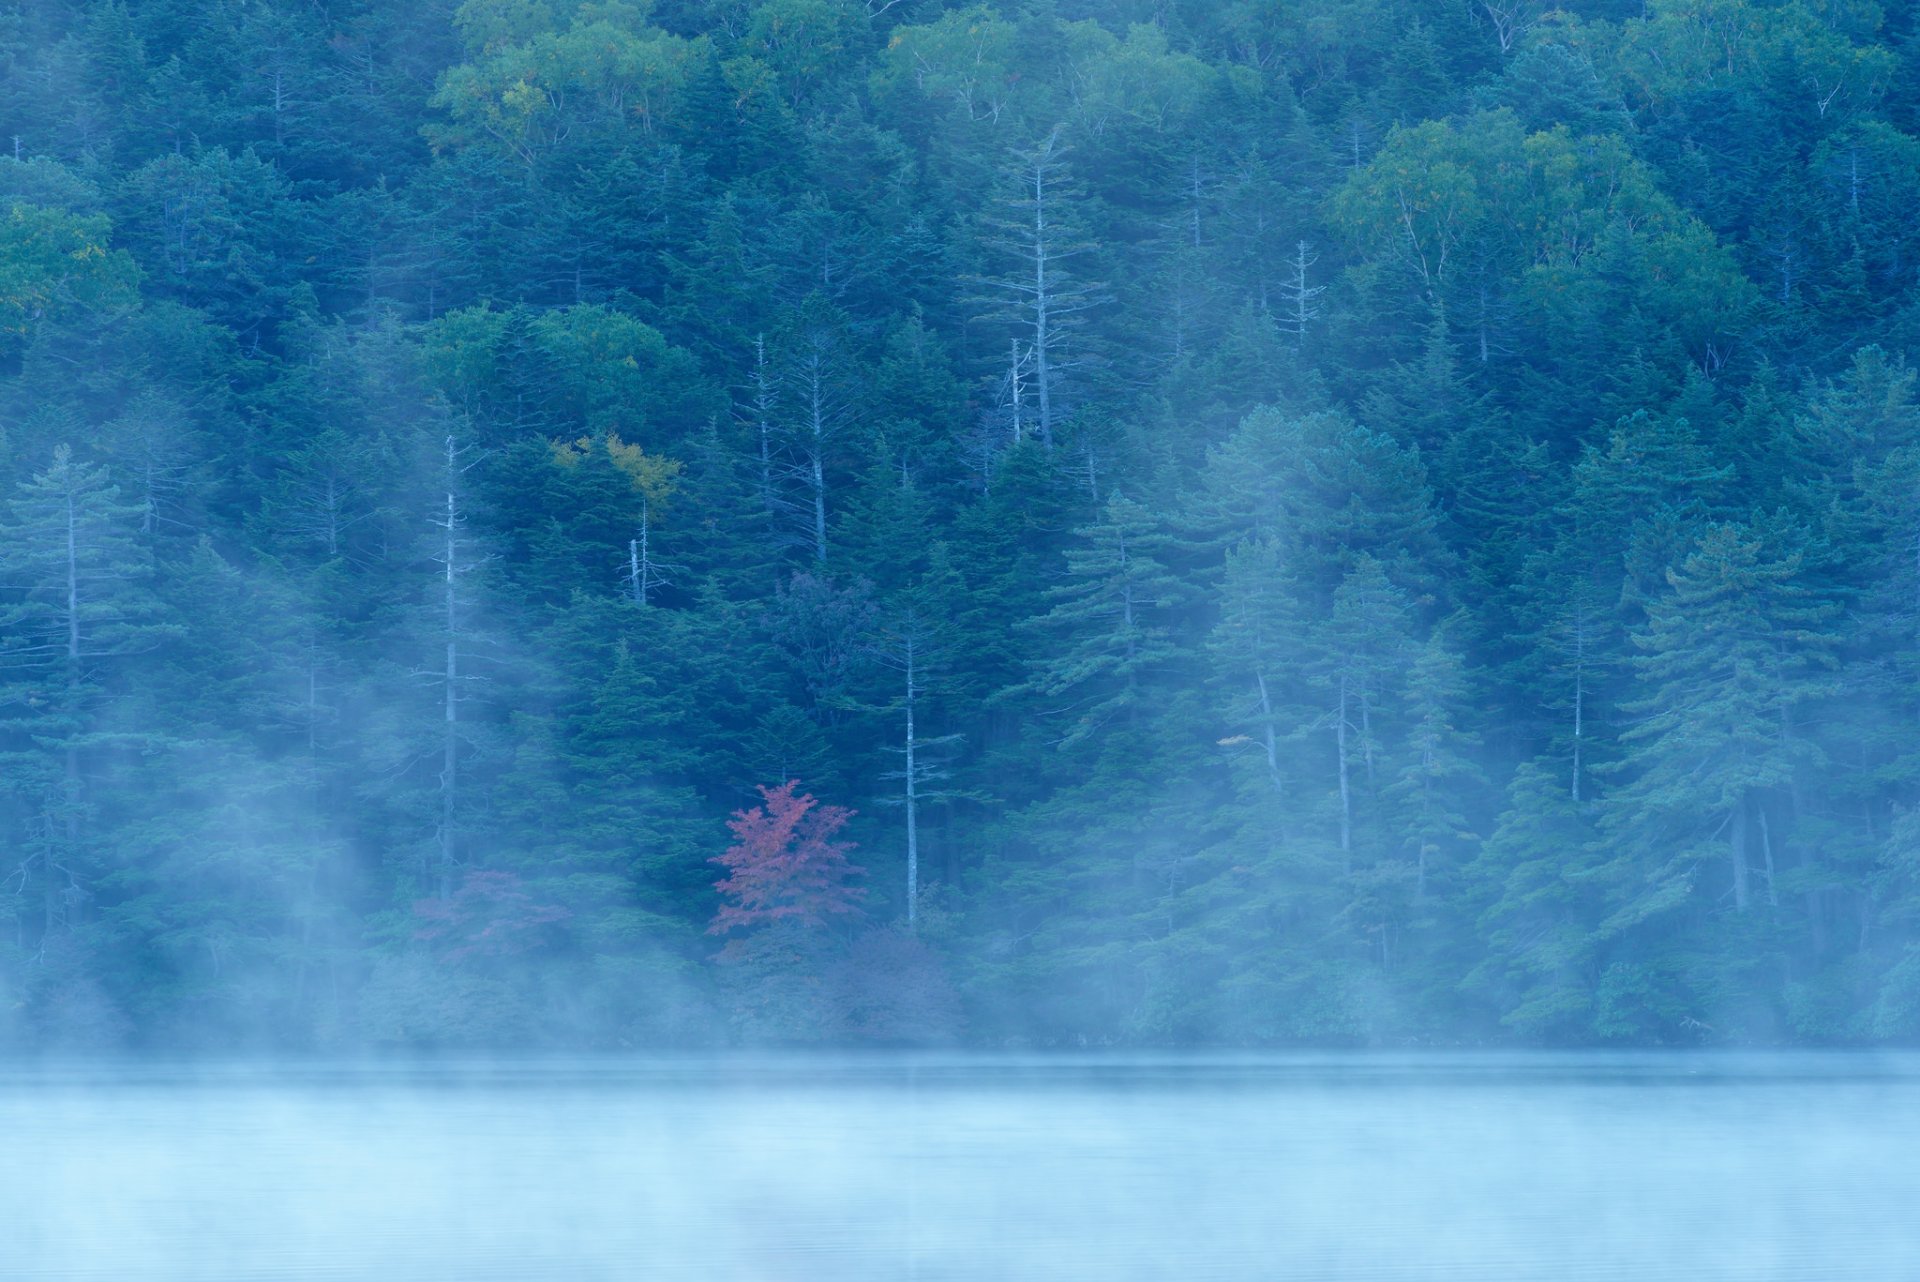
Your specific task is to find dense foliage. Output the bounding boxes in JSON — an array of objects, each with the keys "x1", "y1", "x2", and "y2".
[{"x1": 5, "y1": 0, "x2": 1920, "y2": 1049}]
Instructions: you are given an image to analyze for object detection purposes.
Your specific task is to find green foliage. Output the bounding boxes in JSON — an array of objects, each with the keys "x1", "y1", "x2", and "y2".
[
  {"x1": 7, "y1": 0, "x2": 1920, "y2": 1049},
  {"x1": 432, "y1": 5, "x2": 708, "y2": 162},
  {"x1": 0, "y1": 204, "x2": 139, "y2": 345}
]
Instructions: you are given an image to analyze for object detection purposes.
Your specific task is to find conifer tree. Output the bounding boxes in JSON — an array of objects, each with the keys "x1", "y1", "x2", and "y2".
[
  {"x1": 1464, "y1": 758, "x2": 1606, "y2": 1039},
  {"x1": 1309, "y1": 557, "x2": 1416, "y2": 863},
  {"x1": 1210, "y1": 535, "x2": 1306, "y2": 816},
  {"x1": 970, "y1": 129, "x2": 1106, "y2": 451},
  {"x1": 1026, "y1": 491, "x2": 1182, "y2": 747},
  {"x1": 0, "y1": 446, "x2": 173, "y2": 935},
  {"x1": 1607, "y1": 521, "x2": 1837, "y2": 915},
  {"x1": 1387, "y1": 619, "x2": 1482, "y2": 898}
]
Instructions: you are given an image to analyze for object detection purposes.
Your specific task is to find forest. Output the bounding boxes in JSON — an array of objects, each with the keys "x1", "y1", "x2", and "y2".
[{"x1": 4, "y1": 0, "x2": 1920, "y2": 1049}]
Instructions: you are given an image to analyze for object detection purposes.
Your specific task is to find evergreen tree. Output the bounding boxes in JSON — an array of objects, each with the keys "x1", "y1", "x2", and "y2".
[
  {"x1": 1025, "y1": 491, "x2": 1182, "y2": 747},
  {"x1": 0, "y1": 445, "x2": 174, "y2": 939},
  {"x1": 1605, "y1": 521, "x2": 1837, "y2": 919}
]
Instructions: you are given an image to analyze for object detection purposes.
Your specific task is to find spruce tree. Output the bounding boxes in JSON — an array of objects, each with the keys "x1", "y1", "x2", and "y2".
[
  {"x1": 0, "y1": 446, "x2": 174, "y2": 938},
  {"x1": 1606, "y1": 521, "x2": 1837, "y2": 917}
]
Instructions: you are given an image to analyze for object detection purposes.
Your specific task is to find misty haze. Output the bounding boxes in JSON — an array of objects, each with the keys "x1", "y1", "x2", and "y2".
[
  {"x1": 7, "y1": 0, "x2": 1920, "y2": 1275},
  {"x1": 13, "y1": 1054, "x2": 1920, "y2": 1280}
]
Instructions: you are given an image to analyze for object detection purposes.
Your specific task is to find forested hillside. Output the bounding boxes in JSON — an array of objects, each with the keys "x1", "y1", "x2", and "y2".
[{"x1": 4, "y1": 0, "x2": 1920, "y2": 1049}]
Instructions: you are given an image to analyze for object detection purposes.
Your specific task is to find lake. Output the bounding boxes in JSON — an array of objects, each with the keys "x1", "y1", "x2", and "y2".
[{"x1": 6, "y1": 1053, "x2": 1918, "y2": 1280}]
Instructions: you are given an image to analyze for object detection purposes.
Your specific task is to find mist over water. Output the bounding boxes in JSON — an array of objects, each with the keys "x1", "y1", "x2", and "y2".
[
  {"x1": 12, "y1": 0, "x2": 1920, "y2": 1275},
  {"x1": 9, "y1": 1053, "x2": 1918, "y2": 1281}
]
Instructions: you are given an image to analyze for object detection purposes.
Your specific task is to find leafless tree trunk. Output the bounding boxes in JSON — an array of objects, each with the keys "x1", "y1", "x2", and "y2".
[
  {"x1": 430, "y1": 435, "x2": 488, "y2": 901},
  {"x1": 904, "y1": 636, "x2": 919, "y2": 926},
  {"x1": 1278, "y1": 241, "x2": 1323, "y2": 346},
  {"x1": 1729, "y1": 794, "x2": 1751, "y2": 912},
  {"x1": 1336, "y1": 674, "x2": 1353, "y2": 867},
  {"x1": 972, "y1": 129, "x2": 1105, "y2": 452},
  {"x1": 58, "y1": 484, "x2": 79, "y2": 933}
]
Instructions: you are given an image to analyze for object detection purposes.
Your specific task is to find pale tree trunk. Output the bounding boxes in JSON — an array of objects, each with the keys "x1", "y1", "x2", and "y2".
[
  {"x1": 1417, "y1": 736, "x2": 1435, "y2": 900},
  {"x1": 1282, "y1": 241, "x2": 1322, "y2": 345},
  {"x1": 904, "y1": 637, "x2": 919, "y2": 929},
  {"x1": 441, "y1": 473, "x2": 458, "y2": 903},
  {"x1": 799, "y1": 351, "x2": 831, "y2": 562},
  {"x1": 627, "y1": 499, "x2": 660, "y2": 605},
  {"x1": 296, "y1": 647, "x2": 323, "y2": 1006},
  {"x1": 1566, "y1": 589, "x2": 1595, "y2": 802},
  {"x1": 1187, "y1": 156, "x2": 1203, "y2": 251},
  {"x1": 1031, "y1": 151, "x2": 1054, "y2": 451},
  {"x1": 811, "y1": 450, "x2": 827, "y2": 562},
  {"x1": 1008, "y1": 338, "x2": 1026, "y2": 444},
  {"x1": 1359, "y1": 685, "x2": 1377, "y2": 792},
  {"x1": 977, "y1": 130, "x2": 1098, "y2": 455},
  {"x1": 324, "y1": 475, "x2": 341, "y2": 558},
  {"x1": 432, "y1": 435, "x2": 480, "y2": 902},
  {"x1": 1758, "y1": 804, "x2": 1779, "y2": 909},
  {"x1": 1481, "y1": 0, "x2": 1535, "y2": 54},
  {"x1": 752, "y1": 335, "x2": 776, "y2": 518},
  {"x1": 1336, "y1": 674, "x2": 1352, "y2": 867},
  {"x1": 54, "y1": 485, "x2": 80, "y2": 933},
  {"x1": 1255, "y1": 671, "x2": 1283, "y2": 801},
  {"x1": 1572, "y1": 662, "x2": 1584, "y2": 802},
  {"x1": 1729, "y1": 795, "x2": 1750, "y2": 912}
]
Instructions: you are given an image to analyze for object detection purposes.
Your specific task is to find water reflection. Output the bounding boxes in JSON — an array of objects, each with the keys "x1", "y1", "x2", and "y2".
[{"x1": 8, "y1": 1054, "x2": 1918, "y2": 1280}]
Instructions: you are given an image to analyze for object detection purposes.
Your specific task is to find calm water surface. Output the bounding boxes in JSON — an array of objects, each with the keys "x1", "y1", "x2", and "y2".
[{"x1": 5, "y1": 1052, "x2": 1917, "y2": 1280}]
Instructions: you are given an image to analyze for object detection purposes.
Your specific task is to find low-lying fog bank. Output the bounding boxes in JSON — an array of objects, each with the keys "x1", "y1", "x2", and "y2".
[{"x1": 9, "y1": 1053, "x2": 1918, "y2": 1280}]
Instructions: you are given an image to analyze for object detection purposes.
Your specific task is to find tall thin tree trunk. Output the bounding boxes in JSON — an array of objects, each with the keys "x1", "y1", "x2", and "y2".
[
  {"x1": 1417, "y1": 738, "x2": 1434, "y2": 900},
  {"x1": 811, "y1": 451, "x2": 827, "y2": 562},
  {"x1": 1336, "y1": 675, "x2": 1352, "y2": 867},
  {"x1": 629, "y1": 499, "x2": 654, "y2": 605},
  {"x1": 296, "y1": 649, "x2": 323, "y2": 1007},
  {"x1": 1359, "y1": 687, "x2": 1377, "y2": 790},
  {"x1": 1758, "y1": 803, "x2": 1779, "y2": 909},
  {"x1": 807, "y1": 362, "x2": 829, "y2": 562},
  {"x1": 1571, "y1": 645, "x2": 1584, "y2": 802},
  {"x1": 753, "y1": 335, "x2": 775, "y2": 520},
  {"x1": 1032, "y1": 154, "x2": 1053, "y2": 451},
  {"x1": 440, "y1": 447, "x2": 458, "y2": 902},
  {"x1": 905, "y1": 640, "x2": 918, "y2": 929},
  {"x1": 1255, "y1": 671, "x2": 1283, "y2": 801},
  {"x1": 54, "y1": 486, "x2": 80, "y2": 933},
  {"x1": 1729, "y1": 795, "x2": 1750, "y2": 912},
  {"x1": 1008, "y1": 339, "x2": 1025, "y2": 444}
]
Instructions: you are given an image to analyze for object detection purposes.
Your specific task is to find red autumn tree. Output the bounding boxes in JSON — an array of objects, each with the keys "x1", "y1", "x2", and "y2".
[{"x1": 710, "y1": 780, "x2": 866, "y2": 934}]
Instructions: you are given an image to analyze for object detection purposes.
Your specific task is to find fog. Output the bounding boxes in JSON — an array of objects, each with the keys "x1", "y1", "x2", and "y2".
[
  {"x1": 10, "y1": 1053, "x2": 1919, "y2": 1280},
  {"x1": 12, "y1": 0, "x2": 1920, "y2": 1273}
]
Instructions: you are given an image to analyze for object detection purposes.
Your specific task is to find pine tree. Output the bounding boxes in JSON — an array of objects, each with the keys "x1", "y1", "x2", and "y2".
[
  {"x1": 1312, "y1": 555, "x2": 1415, "y2": 863},
  {"x1": 1386, "y1": 619, "x2": 1482, "y2": 899},
  {"x1": 1605, "y1": 521, "x2": 1837, "y2": 917},
  {"x1": 1463, "y1": 758, "x2": 1606, "y2": 1039},
  {"x1": 969, "y1": 129, "x2": 1107, "y2": 451},
  {"x1": 0, "y1": 445, "x2": 174, "y2": 937},
  {"x1": 1025, "y1": 491, "x2": 1182, "y2": 747},
  {"x1": 1210, "y1": 535, "x2": 1306, "y2": 820},
  {"x1": 771, "y1": 294, "x2": 859, "y2": 563}
]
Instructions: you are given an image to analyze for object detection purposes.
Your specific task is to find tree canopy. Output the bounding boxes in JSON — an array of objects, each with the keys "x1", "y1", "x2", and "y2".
[{"x1": 4, "y1": 0, "x2": 1920, "y2": 1050}]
